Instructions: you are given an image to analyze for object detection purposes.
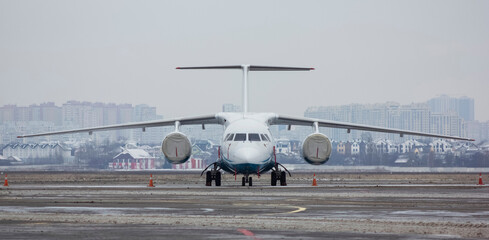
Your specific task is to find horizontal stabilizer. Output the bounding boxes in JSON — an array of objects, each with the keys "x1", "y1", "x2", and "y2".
[
  {"x1": 250, "y1": 65, "x2": 314, "y2": 71},
  {"x1": 176, "y1": 65, "x2": 314, "y2": 71},
  {"x1": 176, "y1": 65, "x2": 242, "y2": 70},
  {"x1": 176, "y1": 64, "x2": 314, "y2": 113}
]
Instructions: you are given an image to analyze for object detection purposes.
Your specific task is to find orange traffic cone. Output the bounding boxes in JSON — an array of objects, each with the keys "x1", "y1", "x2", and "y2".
[
  {"x1": 478, "y1": 173, "x2": 484, "y2": 185},
  {"x1": 148, "y1": 174, "x2": 155, "y2": 187},
  {"x1": 312, "y1": 173, "x2": 317, "y2": 186},
  {"x1": 3, "y1": 174, "x2": 8, "y2": 187}
]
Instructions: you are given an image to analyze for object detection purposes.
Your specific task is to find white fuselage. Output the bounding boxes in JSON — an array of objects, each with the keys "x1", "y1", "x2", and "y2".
[{"x1": 218, "y1": 113, "x2": 276, "y2": 175}]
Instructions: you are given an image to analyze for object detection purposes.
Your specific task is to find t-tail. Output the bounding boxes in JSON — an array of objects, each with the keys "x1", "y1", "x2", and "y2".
[{"x1": 176, "y1": 65, "x2": 314, "y2": 113}]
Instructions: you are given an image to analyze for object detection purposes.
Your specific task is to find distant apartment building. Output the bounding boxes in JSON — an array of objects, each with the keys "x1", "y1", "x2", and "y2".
[
  {"x1": 114, "y1": 103, "x2": 134, "y2": 141},
  {"x1": 62, "y1": 101, "x2": 110, "y2": 128},
  {"x1": 0, "y1": 101, "x2": 165, "y2": 144},
  {"x1": 0, "y1": 102, "x2": 62, "y2": 125},
  {"x1": 305, "y1": 102, "x2": 407, "y2": 141},
  {"x1": 305, "y1": 101, "x2": 466, "y2": 142},
  {"x1": 466, "y1": 120, "x2": 489, "y2": 142},
  {"x1": 131, "y1": 104, "x2": 164, "y2": 145},
  {"x1": 39, "y1": 102, "x2": 62, "y2": 125},
  {"x1": 397, "y1": 104, "x2": 431, "y2": 134},
  {"x1": 0, "y1": 105, "x2": 16, "y2": 122},
  {"x1": 222, "y1": 104, "x2": 242, "y2": 112},
  {"x1": 430, "y1": 112, "x2": 466, "y2": 138},
  {"x1": 427, "y1": 95, "x2": 474, "y2": 121}
]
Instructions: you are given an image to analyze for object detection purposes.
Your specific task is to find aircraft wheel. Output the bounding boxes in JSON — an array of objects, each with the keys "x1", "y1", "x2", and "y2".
[
  {"x1": 242, "y1": 177, "x2": 246, "y2": 186},
  {"x1": 215, "y1": 171, "x2": 221, "y2": 186},
  {"x1": 249, "y1": 177, "x2": 252, "y2": 186},
  {"x1": 206, "y1": 171, "x2": 212, "y2": 186},
  {"x1": 280, "y1": 171, "x2": 287, "y2": 186},
  {"x1": 271, "y1": 172, "x2": 277, "y2": 186}
]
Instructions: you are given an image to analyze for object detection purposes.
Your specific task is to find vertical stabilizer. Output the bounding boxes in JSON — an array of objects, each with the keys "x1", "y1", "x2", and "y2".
[{"x1": 241, "y1": 65, "x2": 250, "y2": 113}]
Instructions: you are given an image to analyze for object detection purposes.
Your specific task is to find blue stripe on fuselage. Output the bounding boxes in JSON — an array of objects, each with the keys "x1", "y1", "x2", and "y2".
[{"x1": 220, "y1": 156, "x2": 274, "y2": 175}]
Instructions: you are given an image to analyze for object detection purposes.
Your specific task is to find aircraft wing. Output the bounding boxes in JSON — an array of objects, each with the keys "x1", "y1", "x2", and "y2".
[
  {"x1": 270, "y1": 114, "x2": 474, "y2": 141},
  {"x1": 17, "y1": 114, "x2": 220, "y2": 138}
]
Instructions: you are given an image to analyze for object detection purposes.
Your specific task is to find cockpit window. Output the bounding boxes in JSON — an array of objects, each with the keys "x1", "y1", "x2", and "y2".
[
  {"x1": 234, "y1": 133, "x2": 247, "y2": 141},
  {"x1": 261, "y1": 134, "x2": 270, "y2": 142},
  {"x1": 226, "y1": 134, "x2": 234, "y2": 141},
  {"x1": 248, "y1": 133, "x2": 261, "y2": 142}
]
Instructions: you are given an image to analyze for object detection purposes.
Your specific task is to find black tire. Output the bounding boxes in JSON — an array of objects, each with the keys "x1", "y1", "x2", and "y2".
[
  {"x1": 271, "y1": 172, "x2": 277, "y2": 186},
  {"x1": 206, "y1": 171, "x2": 212, "y2": 186},
  {"x1": 249, "y1": 177, "x2": 252, "y2": 186},
  {"x1": 215, "y1": 171, "x2": 221, "y2": 186},
  {"x1": 280, "y1": 171, "x2": 287, "y2": 186},
  {"x1": 242, "y1": 177, "x2": 246, "y2": 186}
]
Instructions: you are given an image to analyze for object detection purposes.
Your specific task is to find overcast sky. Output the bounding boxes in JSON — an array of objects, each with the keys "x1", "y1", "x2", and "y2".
[{"x1": 1, "y1": 1, "x2": 488, "y2": 121}]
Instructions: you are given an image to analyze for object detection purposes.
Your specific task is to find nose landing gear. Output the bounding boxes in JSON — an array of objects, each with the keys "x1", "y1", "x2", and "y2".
[
  {"x1": 270, "y1": 146, "x2": 291, "y2": 186},
  {"x1": 271, "y1": 163, "x2": 291, "y2": 186},
  {"x1": 201, "y1": 162, "x2": 221, "y2": 186},
  {"x1": 241, "y1": 174, "x2": 252, "y2": 186}
]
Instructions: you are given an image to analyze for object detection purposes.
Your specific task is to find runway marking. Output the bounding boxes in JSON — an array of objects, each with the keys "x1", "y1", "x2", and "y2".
[
  {"x1": 286, "y1": 206, "x2": 307, "y2": 214},
  {"x1": 237, "y1": 228, "x2": 261, "y2": 240},
  {"x1": 263, "y1": 205, "x2": 307, "y2": 215},
  {"x1": 232, "y1": 203, "x2": 306, "y2": 216}
]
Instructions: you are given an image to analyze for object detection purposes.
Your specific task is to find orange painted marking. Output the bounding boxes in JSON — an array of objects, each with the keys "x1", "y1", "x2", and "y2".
[{"x1": 237, "y1": 229, "x2": 261, "y2": 240}]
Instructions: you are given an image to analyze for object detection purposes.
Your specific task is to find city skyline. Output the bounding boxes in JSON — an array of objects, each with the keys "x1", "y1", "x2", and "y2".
[
  {"x1": 2, "y1": 95, "x2": 487, "y2": 144},
  {"x1": 0, "y1": 94, "x2": 479, "y2": 122}
]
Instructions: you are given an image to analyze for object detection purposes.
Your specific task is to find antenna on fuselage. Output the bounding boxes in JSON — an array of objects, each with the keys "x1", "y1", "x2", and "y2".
[{"x1": 176, "y1": 65, "x2": 315, "y2": 113}]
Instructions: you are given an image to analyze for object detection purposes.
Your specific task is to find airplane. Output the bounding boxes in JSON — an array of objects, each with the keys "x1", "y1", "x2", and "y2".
[{"x1": 18, "y1": 65, "x2": 474, "y2": 186}]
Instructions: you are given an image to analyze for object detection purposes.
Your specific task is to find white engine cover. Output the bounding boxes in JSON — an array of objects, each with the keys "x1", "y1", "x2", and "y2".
[
  {"x1": 161, "y1": 132, "x2": 191, "y2": 164},
  {"x1": 302, "y1": 133, "x2": 332, "y2": 165}
]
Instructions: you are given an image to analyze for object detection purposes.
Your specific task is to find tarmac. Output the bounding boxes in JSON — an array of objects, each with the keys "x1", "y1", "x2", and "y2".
[{"x1": 0, "y1": 172, "x2": 488, "y2": 239}]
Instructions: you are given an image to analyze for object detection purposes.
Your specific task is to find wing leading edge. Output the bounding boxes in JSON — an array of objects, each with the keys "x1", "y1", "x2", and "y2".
[
  {"x1": 17, "y1": 114, "x2": 220, "y2": 138},
  {"x1": 270, "y1": 114, "x2": 474, "y2": 141}
]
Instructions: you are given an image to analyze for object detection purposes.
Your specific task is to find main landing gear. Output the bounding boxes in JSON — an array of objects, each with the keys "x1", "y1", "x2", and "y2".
[
  {"x1": 242, "y1": 174, "x2": 252, "y2": 187},
  {"x1": 201, "y1": 162, "x2": 221, "y2": 186},
  {"x1": 271, "y1": 163, "x2": 291, "y2": 186}
]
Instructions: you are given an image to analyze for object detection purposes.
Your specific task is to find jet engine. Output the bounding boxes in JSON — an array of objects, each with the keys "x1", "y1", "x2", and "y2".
[
  {"x1": 161, "y1": 132, "x2": 191, "y2": 164},
  {"x1": 302, "y1": 133, "x2": 332, "y2": 165}
]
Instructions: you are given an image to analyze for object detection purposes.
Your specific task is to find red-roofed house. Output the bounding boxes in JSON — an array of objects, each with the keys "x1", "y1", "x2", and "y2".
[{"x1": 111, "y1": 147, "x2": 156, "y2": 170}]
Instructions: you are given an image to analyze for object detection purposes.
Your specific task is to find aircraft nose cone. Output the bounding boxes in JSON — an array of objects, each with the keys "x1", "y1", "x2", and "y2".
[{"x1": 234, "y1": 147, "x2": 263, "y2": 164}]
